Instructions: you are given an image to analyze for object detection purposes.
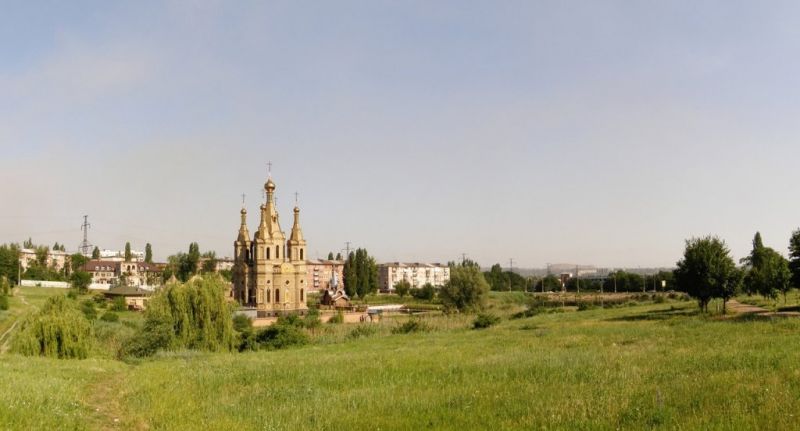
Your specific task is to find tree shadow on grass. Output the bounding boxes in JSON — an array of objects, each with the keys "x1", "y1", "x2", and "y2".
[{"x1": 605, "y1": 307, "x2": 700, "y2": 322}]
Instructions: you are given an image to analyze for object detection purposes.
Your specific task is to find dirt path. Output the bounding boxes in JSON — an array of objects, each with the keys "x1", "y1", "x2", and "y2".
[
  {"x1": 726, "y1": 299, "x2": 800, "y2": 318},
  {"x1": 0, "y1": 289, "x2": 29, "y2": 353}
]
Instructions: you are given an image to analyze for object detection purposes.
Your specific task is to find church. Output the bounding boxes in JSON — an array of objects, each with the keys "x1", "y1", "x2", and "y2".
[{"x1": 232, "y1": 175, "x2": 309, "y2": 315}]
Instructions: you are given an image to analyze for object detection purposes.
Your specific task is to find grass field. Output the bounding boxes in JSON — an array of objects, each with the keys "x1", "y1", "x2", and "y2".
[{"x1": 1, "y1": 288, "x2": 800, "y2": 430}]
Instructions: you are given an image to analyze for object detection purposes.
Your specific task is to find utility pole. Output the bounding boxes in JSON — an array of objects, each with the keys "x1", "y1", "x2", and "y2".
[
  {"x1": 343, "y1": 241, "x2": 352, "y2": 258},
  {"x1": 461, "y1": 253, "x2": 468, "y2": 266},
  {"x1": 79, "y1": 215, "x2": 92, "y2": 256}
]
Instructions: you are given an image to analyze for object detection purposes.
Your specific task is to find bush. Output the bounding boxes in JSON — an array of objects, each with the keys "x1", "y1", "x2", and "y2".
[
  {"x1": 0, "y1": 295, "x2": 8, "y2": 311},
  {"x1": 255, "y1": 323, "x2": 309, "y2": 350},
  {"x1": 411, "y1": 283, "x2": 437, "y2": 301},
  {"x1": 100, "y1": 312, "x2": 119, "y2": 322},
  {"x1": 328, "y1": 311, "x2": 344, "y2": 324},
  {"x1": 80, "y1": 299, "x2": 97, "y2": 320},
  {"x1": 654, "y1": 295, "x2": 666, "y2": 303},
  {"x1": 13, "y1": 296, "x2": 93, "y2": 359},
  {"x1": 110, "y1": 296, "x2": 127, "y2": 312},
  {"x1": 392, "y1": 319, "x2": 431, "y2": 334},
  {"x1": 121, "y1": 317, "x2": 173, "y2": 358},
  {"x1": 511, "y1": 307, "x2": 541, "y2": 319},
  {"x1": 394, "y1": 280, "x2": 411, "y2": 298},
  {"x1": 233, "y1": 314, "x2": 253, "y2": 333},
  {"x1": 347, "y1": 324, "x2": 378, "y2": 339},
  {"x1": 577, "y1": 302, "x2": 597, "y2": 311},
  {"x1": 473, "y1": 313, "x2": 501, "y2": 329},
  {"x1": 304, "y1": 308, "x2": 321, "y2": 329},
  {"x1": 66, "y1": 289, "x2": 78, "y2": 300}
]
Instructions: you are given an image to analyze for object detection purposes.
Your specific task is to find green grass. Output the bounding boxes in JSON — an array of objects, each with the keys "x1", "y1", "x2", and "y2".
[{"x1": 2, "y1": 290, "x2": 800, "y2": 429}]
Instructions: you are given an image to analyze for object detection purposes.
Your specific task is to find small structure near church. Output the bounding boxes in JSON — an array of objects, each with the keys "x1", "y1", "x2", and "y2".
[
  {"x1": 320, "y1": 271, "x2": 350, "y2": 308},
  {"x1": 103, "y1": 285, "x2": 153, "y2": 310}
]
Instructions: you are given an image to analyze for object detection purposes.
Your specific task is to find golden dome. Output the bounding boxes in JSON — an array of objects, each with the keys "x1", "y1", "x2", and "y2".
[{"x1": 265, "y1": 178, "x2": 276, "y2": 191}]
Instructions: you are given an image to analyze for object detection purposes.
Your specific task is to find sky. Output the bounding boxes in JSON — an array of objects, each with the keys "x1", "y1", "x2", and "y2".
[{"x1": 2, "y1": 1, "x2": 800, "y2": 268}]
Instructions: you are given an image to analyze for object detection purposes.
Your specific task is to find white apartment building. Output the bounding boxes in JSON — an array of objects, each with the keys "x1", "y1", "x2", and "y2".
[
  {"x1": 18, "y1": 248, "x2": 69, "y2": 271},
  {"x1": 378, "y1": 262, "x2": 450, "y2": 292}
]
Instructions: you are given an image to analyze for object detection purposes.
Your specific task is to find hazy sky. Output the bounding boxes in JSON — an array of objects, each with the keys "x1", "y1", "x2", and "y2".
[{"x1": 2, "y1": 1, "x2": 800, "y2": 268}]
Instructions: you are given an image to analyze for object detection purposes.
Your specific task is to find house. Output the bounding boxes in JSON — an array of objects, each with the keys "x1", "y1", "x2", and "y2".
[{"x1": 103, "y1": 285, "x2": 154, "y2": 310}]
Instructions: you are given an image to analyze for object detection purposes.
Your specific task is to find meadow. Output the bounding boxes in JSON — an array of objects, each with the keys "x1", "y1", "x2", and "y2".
[{"x1": 1, "y1": 288, "x2": 800, "y2": 430}]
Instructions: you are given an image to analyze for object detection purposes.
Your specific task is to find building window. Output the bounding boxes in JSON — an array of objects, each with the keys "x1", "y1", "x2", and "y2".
[
  {"x1": 276, "y1": 246, "x2": 279, "y2": 259},
  {"x1": 300, "y1": 289, "x2": 304, "y2": 301},
  {"x1": 266, "y1": 247, "x2": 270, "y2": 259},
  {"x1": 300, "y1": 249, "x2": 304, "y2": 260},
  {"x1": 275, "y1": 289, "x2": 280, "y2": 303}
]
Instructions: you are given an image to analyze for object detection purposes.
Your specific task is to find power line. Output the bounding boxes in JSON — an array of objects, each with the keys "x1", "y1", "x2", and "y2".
[{"x1": 79, "y1": 215, "x2": 92, "y2": 256}]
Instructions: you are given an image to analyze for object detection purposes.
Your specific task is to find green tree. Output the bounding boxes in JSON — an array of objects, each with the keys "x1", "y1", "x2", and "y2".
[
  {"x1": 124, "y1": 242, "x2": 132, "y2": 262},
  {"x1": 91, "y1": 246, "x2": 100, "y2": 259},
  {"x1": 128, "y1": 275, "x2": 235, "y2": 356},
  {"x1": 439, "y1": 265, "x2": 490, "y2": 312},
  {"x1": 0, "y1": 244, "x2": 21, "y2": 285},
  {"x1": 674, "y1": 236, "x2": 740, "y2": 313},
  {"x1": 69, "y1": 253, "x2": 88, "y2": 273},
  {"x1": 742, "y1": 232, "x2": 791, "y2": 300},
  {"x1": 789, "y1": 228, "x2": 800, "y2": 289},
  {"x1": 70, "y1": 270, "x2": 92, "y2": 292},
  {"x1": 12, "y1": 296, "x2": 92, "y2": 359},
  {"x1": 201, "y1": 251, "x2": 218, "y2": 273},
  {"x1": 335, "y1": 252, "x2": 342, "y2": 260},
  {"x1": 343, "y1": 251, "x2": 358, "y2": 297},
  {"x1": 394, "y1": 280, "x2": 411, "y2": 297},
  {"x1": 23, "y1": 238, "x2": 33, "y2": 249},
  {"x1": 327, "y1": 252, "x2": 334, "y2": 260},
  {"x1": 145, "y1": 243, "x2": 153, "y2": 263}
]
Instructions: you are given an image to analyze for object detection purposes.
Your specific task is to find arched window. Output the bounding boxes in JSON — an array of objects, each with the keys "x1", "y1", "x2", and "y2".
[
  {"x1": 276, "y1": 245, "x2": 279, "y2": 259},
  {"x1": 266, "y1": 289, "x2": 270, "y2": 303},
  {"x1": 266, "y1": 247, "x2": 270, "y2": 259},
  {"x1": 275, "y1": 289, "x2": 280, "y2": 303},
  {"x1": 288, "y1": 247, "x2": 292, "y2": 259},
  {"x1": 300, "y1": 289, "x2": 304, "y2": 302},
  {"x1": 300, "y1": 249, "x2": 304, "y2": 260}
]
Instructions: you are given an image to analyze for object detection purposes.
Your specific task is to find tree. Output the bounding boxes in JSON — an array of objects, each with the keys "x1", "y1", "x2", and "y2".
[
  {"x1": 70, "y1": 270, "x2": 92, "y2": 292},
  {"x1": 439, "y1": 265, "x2": 489, "y2": 312},
  {"x1": 53, "y1": 242, "x2": 60, "y2": 251},
  {"x1": 201, "y1": 251, "x2": 218, "y2": 273},
  {"x1": 23, "y1": 238, "x2": 33, "y2": 249},
  {"x1": 788, "y1": 228, "x2": 800, "y2": 289},
  {"x1": 343, "y1": 248, "x2": 379, "y2": 298},
  {"x1": 92, "y1": 246, "x2": 100, "y2": 259},
  {"x1": 124, "y1": 242, "x2": 132, "y2": 262},
  {"x1": 335, "y1": 252, "x2": 342, "y2": 260},
  {"x1": 69, "y1": 253, "x2": 88, "y2": 273},
  {"x1": 343, "y1": 252, "x2": 357, "y2": 297},
  {"x1": 12, "y1": 296, "x2": 92, "y2": 359},
  {"x1": 327, "y1": 252, "x2": 334, "y2": 260},
  {"x1": 145, "y1": 243, "x2": 153, "y2": 264},
  {"x1": 0, "y1": 244, "x2": 21, "y2": 285},
  {"x1": 673, "y1": 236, "x2": 740, "y2": 313},
  {"x1": 741, "y1": 232, "x2": 791, "y2": 301},
  {"x1": 394, "y1": 280, "x2": 411, "y2": 297}
]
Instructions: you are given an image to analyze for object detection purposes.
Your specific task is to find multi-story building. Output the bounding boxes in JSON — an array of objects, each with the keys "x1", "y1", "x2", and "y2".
[
  {"x1": 305, "y1": 259, "x2": 345, "y2": 292},
  {"x1": 378, "y1": 262, "x2": 451, "y2": 292},
  {"x1": 82, "y1": 260, "x2": 163, "y2": 287},
  {"x1": 18, "y1": 248, "x2": 69, "y2": 271},
  {"x1": 99, "y1": 249, "x2": 145, "y2": 262}
]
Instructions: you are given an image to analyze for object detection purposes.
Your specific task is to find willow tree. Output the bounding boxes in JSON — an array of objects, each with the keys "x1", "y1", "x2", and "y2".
[
  {"x1": 139, "y1": 275, "x2": 236, "y2": 353},
  {"x1": 13, "y1": 295, "x2": 92, "y2": 359}
]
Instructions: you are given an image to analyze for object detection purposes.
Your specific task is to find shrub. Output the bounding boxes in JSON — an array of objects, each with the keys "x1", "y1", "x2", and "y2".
[
  {"x1": 654, "y1": 295, "x2": 666, "y2": 304},
  {"x1": 255, "y1": 323, "x2": 309, "y2": 350},
  {"x1": 13, "y1": 296, "x2": 92, "y2": 359},
  {"x1": 392, "y1": 319, "x2": 431, "y2": 334},
  {"x1": 411, "y1": 283, "x2": 437, "y2": 301},
  {"x1": 439, "y1": 266, "x2": 490, "y2": 312},
  {"x1": 110, "y1": 296, "x2": 127, "y2": 312},
  {"x1": 120, "y1": 317, "x2": 173, "y2": 358},
  {"x1": 232, "y1": 314, "x2": 253, "y2": 333},
  {"x1": 347, "y1": 324, "x2": 378, "y2": 339},
  {"x1": 304, "y1": 308, "x2": 321, "y2": 329},
  {"x1": 328, "y1": 311, "x2": 344, "y2": 324},
  {"x1": 80, "y1": 299, "x2": 97, "y2": 320},
  {"x1": 66, "y1": 289, "x2": 78, "y2": 300},
  {"x1": 473, "y1": 313, "x2": 501, "y2": 329},
  {"x1": 100, "y1": 312, "x2": 120, "y2": 322},
  {"x1": 577, "y1": 302, "x2": 597, "y2": 311},
  {"x1": 394, "y1": 280, "x2": 411, "y2": 298},
  {"x1": 511, "y1": 307, "x2": 541, "y2": 319},
  {"x1": 0, "y1": 295, "x2": 8, "y2": 311}
]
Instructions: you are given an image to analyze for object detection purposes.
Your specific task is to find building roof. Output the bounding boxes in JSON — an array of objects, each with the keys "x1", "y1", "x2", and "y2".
[{"x1": 103, "y1": 285, "x2": 154, "y2": 297}]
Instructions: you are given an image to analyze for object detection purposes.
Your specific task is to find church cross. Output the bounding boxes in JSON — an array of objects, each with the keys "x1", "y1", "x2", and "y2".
[
  {"x1": 294, "y1": 192, "x2": 299, "y2": 204},
  {"x1": 267, "y1": 161, "x2": 272, "y2": 178},
  {"x1": 241, "y1": 193, "x2": 246, "y2": 206}
]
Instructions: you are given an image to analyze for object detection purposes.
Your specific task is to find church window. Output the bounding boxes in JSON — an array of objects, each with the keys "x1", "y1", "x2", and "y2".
[
  {"x1": 288, "y1": 248, "x2": 291, "y2": 259},
  {"x1": 276, "y1": 246, "x2": 279, "y2": 259},
  {"x1": 300, "y1": 289, "x2": 304, "y2": 301},
  {"x1": 300, "y1": 249, "x2": 304, "y2": 260},
  {"x1": 266, "y1": 247, "x2": 270, "y2": 259},
  {"x1": 275, "y1": 289, "x2": 280, "y2": 302},
  {"x1": 266, "y1": 289, "x2": 270, "y2": 302}
]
